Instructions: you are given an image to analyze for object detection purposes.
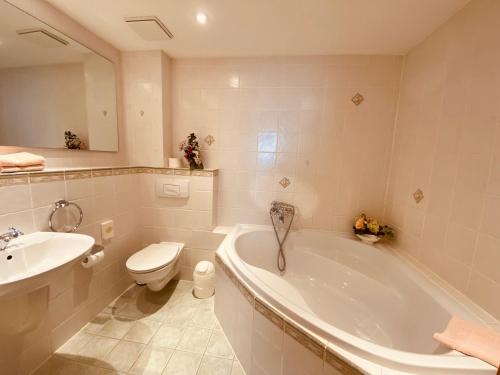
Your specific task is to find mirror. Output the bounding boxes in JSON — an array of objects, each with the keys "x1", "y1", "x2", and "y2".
[{"x1": 0, "y1": 0, "x2": 118, "y2": 152}]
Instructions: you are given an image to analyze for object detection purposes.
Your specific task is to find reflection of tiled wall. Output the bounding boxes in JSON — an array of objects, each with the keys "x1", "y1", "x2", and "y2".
[
  {"x1": 383, "y1": 0, "x2": 500, "y2": 319},
  {"x1": 122, "y1": 51, "x2": 172, "y2": 167},
  {"x1": 0, "y1": 64, "x2": 89, "y2": 149},
  {"x1": 171, "y1": 56, "x2": 402, "y2": 231},
  {"x1": 0, "y1": 168, "x2": 140, "y2": 374},
  {"x1": 136, "y1": 170, "x2": 223, "y2": 280}
]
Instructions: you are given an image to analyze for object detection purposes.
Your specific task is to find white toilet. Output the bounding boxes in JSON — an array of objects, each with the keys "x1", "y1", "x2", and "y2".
[{"x1": 126, "y1": 242, "x2": 185, "y2": 291}]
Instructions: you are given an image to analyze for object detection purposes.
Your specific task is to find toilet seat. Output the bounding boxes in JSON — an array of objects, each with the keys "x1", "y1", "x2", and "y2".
[{"x1": 126, "y1": 242, "x2": 181, "y2": 274}]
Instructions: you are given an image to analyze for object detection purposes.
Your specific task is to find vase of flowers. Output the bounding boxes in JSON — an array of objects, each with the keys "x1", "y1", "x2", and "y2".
[
  {"x1": 64, "y1": 130, "x2": 82, "y2": 150},
  {"x1": 179, "y1": 133, "x2": 204, "y2": 170},
  {"x1": 353, "y1": 213, "x2": 394, "y2": 245}
]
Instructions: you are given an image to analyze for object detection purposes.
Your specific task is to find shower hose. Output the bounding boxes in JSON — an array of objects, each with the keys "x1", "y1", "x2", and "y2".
[{"x1": 270, "y1": 208, "x2": 295, "y2": 273}]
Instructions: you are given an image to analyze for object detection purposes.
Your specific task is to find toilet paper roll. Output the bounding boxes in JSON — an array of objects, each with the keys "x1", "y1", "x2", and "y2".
[
  {"x1": 168, "y1": 158, "x2": 181, "y2": 168},
  {"x1": 81, "y1": 251, "x2": 105, "y2": 268}
]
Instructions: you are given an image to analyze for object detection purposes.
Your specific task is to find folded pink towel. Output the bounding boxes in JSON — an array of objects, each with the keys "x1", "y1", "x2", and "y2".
[
  {"x1": 0, "y1": 152, "x2": 46, "y2": 167},
  {"x1": 0, "y1": 164, "x2": 45, "y2": 173},
  {"x1": 434, "y1": 316, "x2": 500, "y2": 368}
]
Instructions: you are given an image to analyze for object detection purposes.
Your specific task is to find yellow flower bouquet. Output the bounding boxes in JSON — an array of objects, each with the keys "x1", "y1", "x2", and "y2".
[{"x1": 353, "y1": 213, "x2": 394, "y2": 244}]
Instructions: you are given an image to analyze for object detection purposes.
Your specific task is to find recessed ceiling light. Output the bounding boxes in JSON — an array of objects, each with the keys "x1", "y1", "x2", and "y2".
[{"x1": 196, "y1": 12, "x2": 207, "y2": 25}]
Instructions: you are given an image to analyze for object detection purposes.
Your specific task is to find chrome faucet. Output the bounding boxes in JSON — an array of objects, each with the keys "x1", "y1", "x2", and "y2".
[
  {"x1": 0, "y1": 227, "x2": 24, "y2": 250},
  {"x1": 270, "y1": 201, "x2": 294, "y2": 224}
]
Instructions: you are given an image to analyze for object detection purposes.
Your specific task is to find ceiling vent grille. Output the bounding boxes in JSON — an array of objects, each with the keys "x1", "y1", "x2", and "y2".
[{"x1": 124, "y1": 16, "x2": 173, "y2": 40}]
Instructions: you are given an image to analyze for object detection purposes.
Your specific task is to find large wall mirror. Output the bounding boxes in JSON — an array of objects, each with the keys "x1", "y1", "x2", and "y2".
[{"x1": 0, "y1": 0, "x2": 118, "y2": 152}]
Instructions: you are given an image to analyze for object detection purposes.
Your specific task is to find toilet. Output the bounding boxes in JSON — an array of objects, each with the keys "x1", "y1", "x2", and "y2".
[{"x1": 126, "y1": 242, "x2": 185, "y2": 291}]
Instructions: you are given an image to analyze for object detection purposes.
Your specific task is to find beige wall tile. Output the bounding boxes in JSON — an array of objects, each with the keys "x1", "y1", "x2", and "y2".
[{"x1": 384, "y1": 0, "x2": 500, "y2": 318}]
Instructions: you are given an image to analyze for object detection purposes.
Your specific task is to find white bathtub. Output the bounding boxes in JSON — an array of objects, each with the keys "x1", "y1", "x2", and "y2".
[{"x1": 219, "y1": 224, "x2": 497, "y2": 374}]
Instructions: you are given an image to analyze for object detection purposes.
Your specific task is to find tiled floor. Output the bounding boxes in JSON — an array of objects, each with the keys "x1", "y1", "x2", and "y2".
[{"x1": 34, "y1": 280, "x2": 244, "y2": 375}]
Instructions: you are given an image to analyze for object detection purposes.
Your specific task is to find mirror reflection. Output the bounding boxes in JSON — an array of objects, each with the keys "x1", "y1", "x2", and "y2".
[{"x1": 0, "y1": 0, "x2": 118, "y2": 152}]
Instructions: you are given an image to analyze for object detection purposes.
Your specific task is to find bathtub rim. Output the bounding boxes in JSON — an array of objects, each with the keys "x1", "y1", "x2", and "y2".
[{"x1": 218, "y1": 223, "x2": 497, "y2": 374}]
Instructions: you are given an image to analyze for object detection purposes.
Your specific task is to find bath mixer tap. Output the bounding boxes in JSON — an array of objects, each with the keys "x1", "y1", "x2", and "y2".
[
  {"x1": 270, "y1": 201, "x2": 294, "y2": 224},
  {"x1": 0, "y1": 227, "x2": 24, "y2": 250}
]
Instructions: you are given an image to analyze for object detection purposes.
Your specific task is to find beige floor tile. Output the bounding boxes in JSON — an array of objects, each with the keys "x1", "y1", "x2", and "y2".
[
  {"x1": 197, "y1": 296, "x2": 215, "y2": 310},
  {"x1": 98, "y1": 317, "x2": 135, "y2": 339},
  {"x1": 89, "y1": 367, "x2": 129, "y2": 375},
  {"x1": 56, "y1": 331, "x2": 94, "y2": 358},
  {"x1": 33, "y1": 356, "x2": 93, "y2": 375},
  {"x1": 189, "y1": 307, "x2": 217, "y2": 329},
  {"x1": 206, "y1": 330, "x2": 234, "y2": 359},
  {"x1": 77, "y1": 335, "x2": 120, "y2": 364},
  {"x1": 103, "y1": 340, "x2": 145, "y2": 372},
  {"x1": 231, "y1": 361, "x2": 245, "y2": 375},
  {"x1": 161, "y1": 350, "x2": 202, "y2": 375},
  {"x1": 115, "y1": 300, "x2": 149, "y2": 319},
  {"x1": 176, "y1": 326, "x2": 212, "y2": 354},
  {"x1": 124, "y1": 319, "x2": 162, "y2": 344},
  {"x1": 197, "y1": 355, "x2": 233, "y2": 375},
  {"x1": 85, "y1": 313, "x2": 113, "y2": 334},
  {"x1": 163, "y1": 304, "x2": 197, "y2": 326},
  {"x1": 150, "y1": 325, "x2": 185, "y2": 349},
  {"x1": 120, "y1": 284, "x2": 144, "y2": 299},
  {"x1": 129, "y1": 346, "x2": 173, "y2": 375}
]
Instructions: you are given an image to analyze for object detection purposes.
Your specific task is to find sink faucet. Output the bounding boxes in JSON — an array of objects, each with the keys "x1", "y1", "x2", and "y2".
[{"x1": 0, "y1": 227, "x2": 24, "y2": 250}]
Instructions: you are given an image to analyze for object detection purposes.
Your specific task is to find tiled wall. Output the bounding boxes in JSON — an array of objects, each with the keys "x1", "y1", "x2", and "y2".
[
  {"x1": 0, "y1": 167, "x2": 220, "y2": 374},
  {"x1": 136, "y1": 169, "x2": 223, "y2": 280},
  {"x1": 171, "y1": 56, "x2": 402, "y2": 231},
  {"x1": 383, "y1": 0, "x2": 500, "y2": 319},
  {"x1": 0, "y1": 169, "x2": 140, "y2": 374}
]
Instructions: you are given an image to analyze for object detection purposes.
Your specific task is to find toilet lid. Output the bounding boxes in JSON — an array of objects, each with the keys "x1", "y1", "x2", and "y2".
[{"x1": 126, "y1": 242, "x2": 182, "y2": 274}]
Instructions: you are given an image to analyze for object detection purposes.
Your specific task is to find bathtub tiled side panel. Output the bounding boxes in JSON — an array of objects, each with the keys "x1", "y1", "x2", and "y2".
[
  {"x1": 214, "y1": 254, "x2": 370, "y2": 375},
  {"x1": 252, "y1": 301, "x2": 284, "y2": 375},
  {"x1": 215, "y1": 262, "x2": 254, "y2": 375}
]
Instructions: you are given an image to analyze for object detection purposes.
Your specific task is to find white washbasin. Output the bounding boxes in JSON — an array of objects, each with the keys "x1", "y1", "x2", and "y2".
[{"x1": 0, "y1": 232, "x2": 95, "y2": 298}]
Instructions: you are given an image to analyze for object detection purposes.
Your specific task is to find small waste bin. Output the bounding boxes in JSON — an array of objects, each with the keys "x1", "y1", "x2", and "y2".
[{"x1": 193, "y1": 261, "x2": 215, "y2": 298}]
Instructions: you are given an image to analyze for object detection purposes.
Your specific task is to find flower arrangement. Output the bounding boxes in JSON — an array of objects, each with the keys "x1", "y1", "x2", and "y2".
[
  {"x1": 353, "y1": 213, "x2": 394, "y2": 244},
  {"x1": 179, "y1": 133, "x2": 204, "y2": 170},
  {"x1": 64, "y1": 130, "x2": 82, "y2": 150}
]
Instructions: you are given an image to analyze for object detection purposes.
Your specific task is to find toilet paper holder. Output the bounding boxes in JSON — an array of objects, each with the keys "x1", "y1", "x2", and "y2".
[{"x1": 81, "y1": 244, "x2": 105, "y2": 268}]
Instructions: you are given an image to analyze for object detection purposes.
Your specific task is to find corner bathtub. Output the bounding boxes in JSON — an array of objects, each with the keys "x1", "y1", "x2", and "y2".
[{"x1": 217, "y1": 224, "x2": 496, "y2": 374}]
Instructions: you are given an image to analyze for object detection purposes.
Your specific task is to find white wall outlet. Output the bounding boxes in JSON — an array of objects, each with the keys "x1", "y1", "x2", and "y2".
[{"x1": 101, "y1": 220, "x2": 114, "y2": 240}]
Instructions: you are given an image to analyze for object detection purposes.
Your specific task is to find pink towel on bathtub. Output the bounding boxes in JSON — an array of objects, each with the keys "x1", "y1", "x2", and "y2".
[{"x1": 433, "y1": 316, "x2": 500, "y2": 368}]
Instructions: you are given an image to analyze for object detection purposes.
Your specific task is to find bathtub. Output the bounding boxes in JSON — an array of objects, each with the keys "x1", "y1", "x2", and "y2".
[{"x1": 216, "y1": 224, "x2": 497, "y2": 374}]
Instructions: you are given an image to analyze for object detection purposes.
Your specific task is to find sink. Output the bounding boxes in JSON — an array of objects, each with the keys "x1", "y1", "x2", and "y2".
[{"x1": 0, "y1": 232, "x2": 95, "y2": 298}]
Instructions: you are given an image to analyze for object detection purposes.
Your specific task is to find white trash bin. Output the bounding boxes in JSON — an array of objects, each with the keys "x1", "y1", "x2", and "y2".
[{"x1": 193, "y1": 261, "x2": 215, "y2": 298}]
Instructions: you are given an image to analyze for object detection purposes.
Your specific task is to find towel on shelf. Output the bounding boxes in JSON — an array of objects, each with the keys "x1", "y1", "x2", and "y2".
[
  {"x1": 0, "y1": 165, "x2": 45, "y2": 173},
  {"x1": 433, "y1": 316, "x2": 500, "y2": 368},
  {"x1": 0, "y1": 152, "x2": 46, "y2": 167}
]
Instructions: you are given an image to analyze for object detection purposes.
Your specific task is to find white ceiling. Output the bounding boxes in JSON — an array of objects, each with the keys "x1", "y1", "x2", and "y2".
[{"x1": 45, "y1": 0, "x2": 471, "y2": 57}]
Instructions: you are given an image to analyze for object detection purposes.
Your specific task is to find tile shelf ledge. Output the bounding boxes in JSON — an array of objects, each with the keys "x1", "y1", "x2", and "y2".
[{"x1": 0, "y1": 165, "x2": 218, "y2": 186}]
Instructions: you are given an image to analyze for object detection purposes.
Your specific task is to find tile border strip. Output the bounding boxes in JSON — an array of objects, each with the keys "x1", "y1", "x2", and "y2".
[
  {"x1": 0, "y1": 166, "x2": 218, "y2": 186},
  {"x1": 214, "y1": 252, "x2": 365, "y2": 375}
]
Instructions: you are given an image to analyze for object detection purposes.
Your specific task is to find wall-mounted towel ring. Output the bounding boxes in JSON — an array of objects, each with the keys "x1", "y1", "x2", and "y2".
[{"x1": 49, "y1": 199, "x2": 83, "y2": 233}]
